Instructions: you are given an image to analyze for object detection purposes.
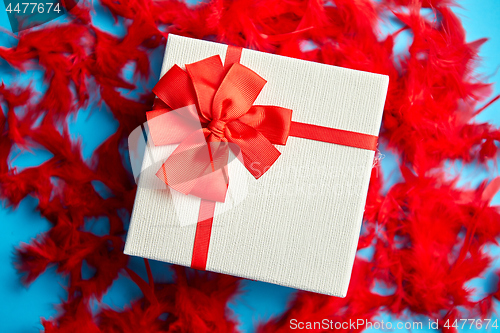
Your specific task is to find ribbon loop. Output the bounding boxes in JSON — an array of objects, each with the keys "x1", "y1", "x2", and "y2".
[
  {"x1": 146, "y1": 105, "x2": 200, "y2": 146},
  {"x1": 239, "y1": 105, "x2": 293, "y2": 145},
  {"x1": 213, "y1": 63, "x2": 267, "y2": 121},
  {"x1": 152, "y1": 65, "x2": 197, "y2": 110},
  {"x1": 226, "y1": 120, "x2": 282, "y2": 179},
  {"x1": 186, "y1": 56, "x2": 225, "y2": 122}
]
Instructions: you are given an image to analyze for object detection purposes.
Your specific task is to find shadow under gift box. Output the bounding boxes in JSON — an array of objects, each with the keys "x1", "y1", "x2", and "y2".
[{"x1": 125, "y1": 34, "x2": 389, "y2": 297}]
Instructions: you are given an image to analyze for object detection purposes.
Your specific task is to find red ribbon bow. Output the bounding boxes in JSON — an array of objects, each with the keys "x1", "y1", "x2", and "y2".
[{"x1": 147, "y1": 54, "x2": 293, "y2": 202}]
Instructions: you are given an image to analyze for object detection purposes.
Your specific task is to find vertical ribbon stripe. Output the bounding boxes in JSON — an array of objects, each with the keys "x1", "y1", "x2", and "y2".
[
  {"x1": 190, "y1": 45, "x2": 244, "y2": 270},
  {"x1": 191, "y1": 199, "x2": 217, "y2": 270},
  {"x1": 224, "y1": 45, "x2": 242, "y2": 68}
]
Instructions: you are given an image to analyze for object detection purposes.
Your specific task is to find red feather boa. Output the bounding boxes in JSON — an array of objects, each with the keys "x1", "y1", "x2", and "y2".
[{"x1": 1, "y1": 0, "x2": 499, "y2": 331}]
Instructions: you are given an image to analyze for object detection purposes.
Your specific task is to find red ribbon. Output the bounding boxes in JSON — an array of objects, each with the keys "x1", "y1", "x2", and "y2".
[
  {"x1": 147, "y1": 46, "x2": 292, "y2": 203},
  {"x1": 147, "y1": 45, "x2": 379, "y2": 270}
]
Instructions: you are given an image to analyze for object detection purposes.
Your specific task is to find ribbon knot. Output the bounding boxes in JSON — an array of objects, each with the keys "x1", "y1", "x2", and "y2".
[
  {"x1": 207, "y1": 119, "x2": 226, "y2": 140},
  {"x1": 147, "y1": 54, "x2": 293, "y2": 203}
]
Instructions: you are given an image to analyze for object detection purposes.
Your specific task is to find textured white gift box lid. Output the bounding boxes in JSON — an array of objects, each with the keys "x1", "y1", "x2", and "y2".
[{"x1": 125, "y1": 34, "x2": 388, "y2": 297}]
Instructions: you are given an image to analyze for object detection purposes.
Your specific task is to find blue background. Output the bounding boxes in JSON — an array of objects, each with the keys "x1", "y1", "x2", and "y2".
[{"x1": 0, "y1": 0, "x2": 499, "y2": 332}]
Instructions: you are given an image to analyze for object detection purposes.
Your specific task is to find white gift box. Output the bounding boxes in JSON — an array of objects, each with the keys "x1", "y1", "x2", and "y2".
[{"x1": 124, "y1": 34, "x2": 388, "y2": 297}]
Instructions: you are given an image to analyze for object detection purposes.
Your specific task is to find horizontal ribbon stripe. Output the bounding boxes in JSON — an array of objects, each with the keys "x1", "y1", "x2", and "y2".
[{"x1": 289, "y1": 121, "x2": 378, "y2": 151}]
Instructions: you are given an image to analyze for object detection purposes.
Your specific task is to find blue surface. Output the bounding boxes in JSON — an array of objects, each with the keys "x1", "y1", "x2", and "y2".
[{"x1": 1, "y1": 1, "x2": 500, "y2": 332}]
